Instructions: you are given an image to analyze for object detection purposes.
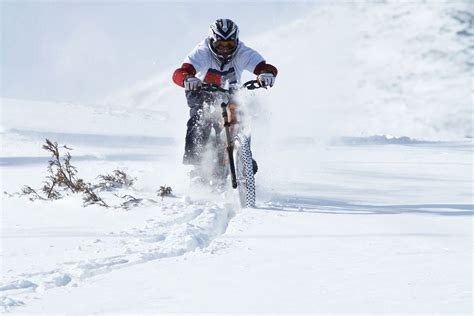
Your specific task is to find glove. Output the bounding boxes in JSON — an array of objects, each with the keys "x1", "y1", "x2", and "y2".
[
  {"x1": 184, "y1": 76, "x2": 202, "y2": 91},
  {"x1": 257, "y1": 72, "x2": 276, "y2": 88}
]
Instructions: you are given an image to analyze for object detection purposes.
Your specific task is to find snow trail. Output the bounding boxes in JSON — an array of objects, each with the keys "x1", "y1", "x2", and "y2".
[{"x1": 0, "y1": 198, "x2": 236, "y2": 311}]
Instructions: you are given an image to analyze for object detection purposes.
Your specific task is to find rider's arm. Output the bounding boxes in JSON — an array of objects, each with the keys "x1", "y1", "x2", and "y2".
[
  {"x1": 172, "y1": 63, "x2": 197, "y2": 87},
  {"x1": 172, "y1": 40, "x2": 208, "y2": 87},
  {"x1": 253, "y1": 61, "x2": 278, "y2": 77},
  {"x1": 238, "y1": 43, "x2": 278, "y2": 77}
]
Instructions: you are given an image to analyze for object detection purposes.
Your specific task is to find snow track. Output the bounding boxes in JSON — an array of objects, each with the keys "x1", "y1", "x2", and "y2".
[{"x1": 0, "y1": 199, "x2": 236, "y2": 312}]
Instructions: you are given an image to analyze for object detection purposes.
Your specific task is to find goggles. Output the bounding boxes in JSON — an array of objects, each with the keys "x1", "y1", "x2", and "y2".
[{"x1": 213, "y1": 40, "x2": 237, "y2": 53}]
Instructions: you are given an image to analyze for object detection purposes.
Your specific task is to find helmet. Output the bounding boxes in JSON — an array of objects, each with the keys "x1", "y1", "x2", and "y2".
[{"x1": 208, "y1": 19, "x2": 239, "y2": 66}]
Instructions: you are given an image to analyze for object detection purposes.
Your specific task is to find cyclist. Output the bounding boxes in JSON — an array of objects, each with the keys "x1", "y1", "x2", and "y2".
[{"x1": 172, "y1": 18, "x2": 278, "y2": 165}]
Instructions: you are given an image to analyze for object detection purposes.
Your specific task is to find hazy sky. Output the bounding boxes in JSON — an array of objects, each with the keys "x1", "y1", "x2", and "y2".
[{"x1": 1, "y1": 0, "x2": 317, "y2": 103}]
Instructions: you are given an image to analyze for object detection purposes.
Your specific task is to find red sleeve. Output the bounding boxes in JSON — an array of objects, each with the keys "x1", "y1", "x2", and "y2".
[
  {"x1": 172, "y1": 63, "x2": 197, "y2": 87},
  {"x1": 253, "y1": 61, "x2": 278, "y2": 77}
]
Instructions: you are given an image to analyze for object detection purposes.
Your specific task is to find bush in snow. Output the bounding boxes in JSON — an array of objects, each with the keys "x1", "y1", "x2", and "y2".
[
  {"x1": 95, "y1": 170, "x2": 136, "y2": 191},
  {"x1": 14, "y1": 139, "x2": 114, "y2": 207},
  {"x1": 20, "y1": 186, "x2": 45, "y2": 201},
  {"x1": 39, "y1": 139, "x2": 109, "y2": 207},
  {"x1": 9, "y1": 139, "x2": 171, "y2": 209},
  {"x1": 158, "y1": 185, "x2": 173, "y2": 200},
  {"x1": 115, "y1": 194, "x2": 143, "y2": 210},
  {"x1": 41, "y1": 139, "x2": 79, "y2": 198}
]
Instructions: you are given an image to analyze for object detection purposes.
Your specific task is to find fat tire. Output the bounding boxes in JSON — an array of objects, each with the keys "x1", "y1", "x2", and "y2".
[{"x1": 234, "y1": 135, "x2": 256, "y2": 208}]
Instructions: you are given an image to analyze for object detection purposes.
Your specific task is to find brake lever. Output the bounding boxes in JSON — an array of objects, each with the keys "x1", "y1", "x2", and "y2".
[{"x1": 243, "y1": 80, "x2": 263, "y2": 90}]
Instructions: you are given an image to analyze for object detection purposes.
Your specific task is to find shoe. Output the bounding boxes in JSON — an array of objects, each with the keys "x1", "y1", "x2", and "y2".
[{"x1": 252, "y1": 158, "x2": 258, "y2": 175}]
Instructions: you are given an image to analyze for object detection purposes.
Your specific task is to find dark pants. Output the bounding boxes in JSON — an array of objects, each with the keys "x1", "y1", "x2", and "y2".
[{"x1": 183, "y1": 90, "x2": 221, "y2": 165}]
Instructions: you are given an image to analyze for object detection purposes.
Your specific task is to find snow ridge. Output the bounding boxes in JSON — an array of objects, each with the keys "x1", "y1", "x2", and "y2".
[{"x1": 337, "y1": 135, "x2": 435, "y2": 145}]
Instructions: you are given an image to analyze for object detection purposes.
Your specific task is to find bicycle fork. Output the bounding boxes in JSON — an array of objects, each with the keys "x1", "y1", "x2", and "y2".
[{"x1": 221, "y1": 102, "x2": 238, "y2": 189}]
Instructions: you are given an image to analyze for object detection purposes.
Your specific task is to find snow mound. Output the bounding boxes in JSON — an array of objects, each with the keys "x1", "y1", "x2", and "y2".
[{"x1": 0, "y1": 297, "x2": 25, "y2": 312}]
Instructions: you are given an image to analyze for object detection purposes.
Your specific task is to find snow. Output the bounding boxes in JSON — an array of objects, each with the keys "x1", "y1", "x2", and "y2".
[
  {"x1": 2, "y1": 139, "x2": 471, "y2": 313},
  {"x1": 1, "y1": 0, "x2": 473, "y2": 314},
  {"x1": 247, "y1": 1, "x2": 472, "y2": 141}
]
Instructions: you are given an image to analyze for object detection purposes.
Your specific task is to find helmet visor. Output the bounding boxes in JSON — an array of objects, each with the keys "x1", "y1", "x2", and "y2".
[{"x1": 213, "y1": 40, "x2": 237, "y2": 54}]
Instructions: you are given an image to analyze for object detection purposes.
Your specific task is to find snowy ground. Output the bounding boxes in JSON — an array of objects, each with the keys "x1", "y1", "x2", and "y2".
[
  {"x1": 1, "y1": 125, "x2": 472, "y2": 313},
  {"x1": 1, "y1": 0, "x2": 473, "y2": 314}
]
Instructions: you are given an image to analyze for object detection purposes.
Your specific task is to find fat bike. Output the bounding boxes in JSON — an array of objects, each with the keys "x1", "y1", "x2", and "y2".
[{"x1": 192, "y1": 80, "x2": 263, "y2": 208}]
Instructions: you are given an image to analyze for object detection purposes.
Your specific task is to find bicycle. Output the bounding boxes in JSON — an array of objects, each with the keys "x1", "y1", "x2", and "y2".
[{"x1": 192, "y1": 79, "x2": 263, "y2": 208}]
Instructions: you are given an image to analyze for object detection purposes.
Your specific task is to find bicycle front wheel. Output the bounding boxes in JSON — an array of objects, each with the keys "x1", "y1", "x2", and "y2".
[{"x1": 233, "y1": 135, "x2": 256, "y2": 208}]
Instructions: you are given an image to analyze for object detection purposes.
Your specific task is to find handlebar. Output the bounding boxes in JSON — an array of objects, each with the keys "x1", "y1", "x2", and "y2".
[{"x1": 200, "y1": 80, "x2": 263, "y2": 94}]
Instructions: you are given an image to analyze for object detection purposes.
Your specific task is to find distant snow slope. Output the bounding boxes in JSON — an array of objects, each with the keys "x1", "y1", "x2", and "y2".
[
  {"x1": 100, "y1": 1, "x2": 472, "y2": 142},
  {"x1": 251, "y1": 1, "x2": 472, "y2": 141},
  {"x1": 4, "y1": 2, "x2": 470, "y2": 144}
]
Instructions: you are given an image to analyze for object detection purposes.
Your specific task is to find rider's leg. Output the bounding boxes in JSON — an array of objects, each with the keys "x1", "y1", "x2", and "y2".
[{"x1": 183, "y1": 91, "x2": 212, "y2": 165}]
